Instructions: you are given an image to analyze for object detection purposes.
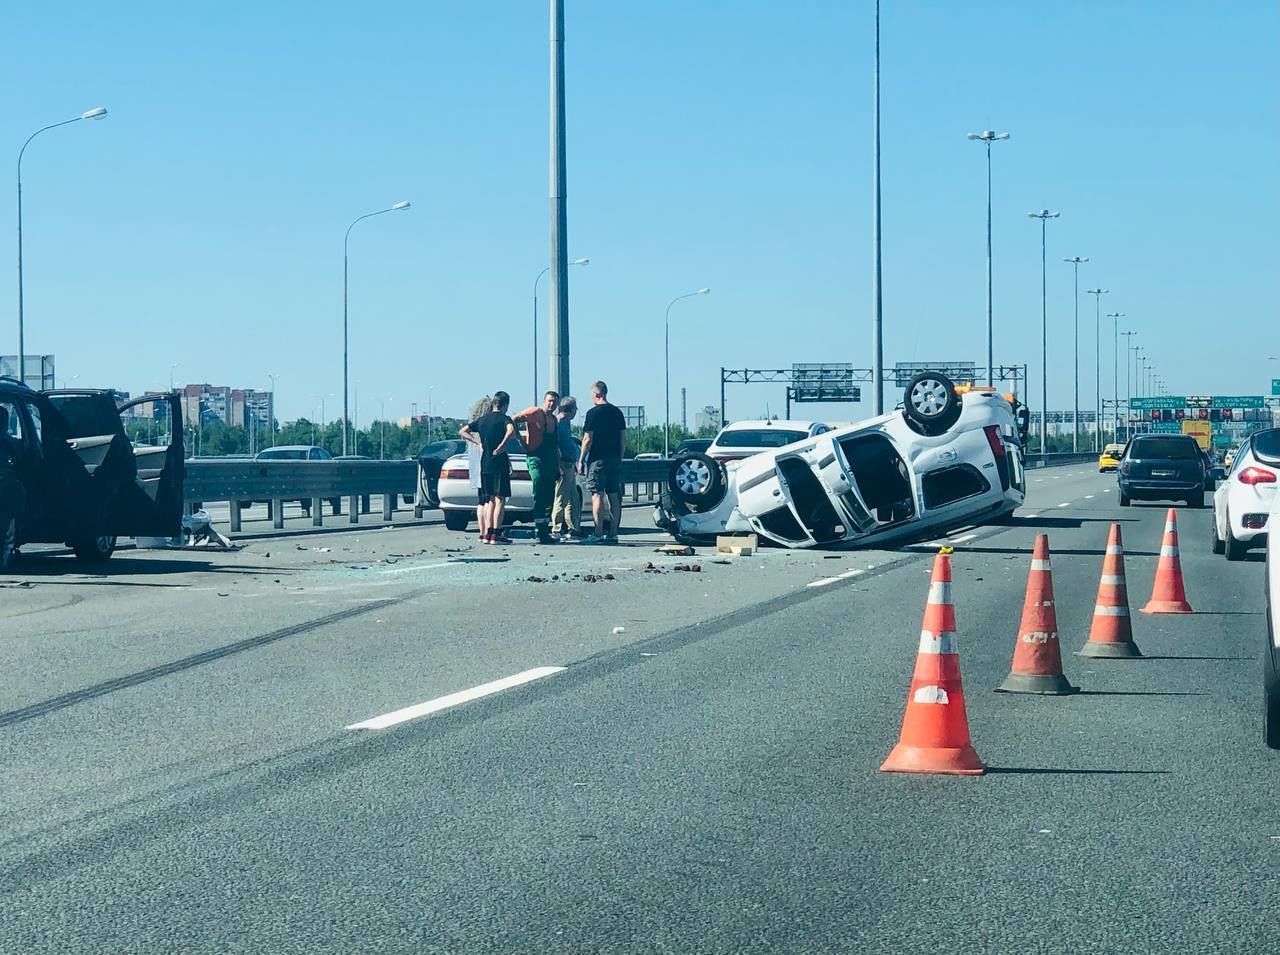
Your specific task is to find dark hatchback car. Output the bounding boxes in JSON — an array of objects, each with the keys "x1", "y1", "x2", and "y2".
[
  {"x1": 0, "y1": 379, "x2": 185, "y2": 568},
  {"x1": 1118, "y1": 434, "x2": 1208, "y2": 508}
]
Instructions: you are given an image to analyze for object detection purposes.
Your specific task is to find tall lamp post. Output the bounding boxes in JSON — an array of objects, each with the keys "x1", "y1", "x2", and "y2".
[
  {"x1": 533, "y1": 257, "x2": 588, "y2": 402},
  {"x1": 380, "y1": 397, "x2": 392, "y2": 460},
  {"x1": 967, "y1": 129, "x2": 1010, "y2": 386},
  {"x1": 1063, "y1": 256, "x2": 1089, "y2": 451},
  {"x1": 871, "y1": 0, "x2": 884, "y2": 413},
  {"x1": 17, "y1": 106, "x2": 108, "y2": 387},
  {"x1": 1107, "y1": 314, "x2": 1125, "y2": 441},
  {"x1": 1085, "y1": 287, "x2": 1109, "y2": 451},
  {"x1": 267, "y1": 373, "x2": 278, "y2": 446},
  {"x1": 343, "y1": 200, "x2": 410, "y2": 456},
  {"x1": 664, "y1": 288, "x2": 711, "y2": 457},
  {"x1": 1028, "y1": 210, "x2": 1059, "y2": 459}
]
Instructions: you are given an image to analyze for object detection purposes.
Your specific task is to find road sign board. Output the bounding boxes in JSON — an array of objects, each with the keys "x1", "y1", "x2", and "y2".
[
  {"x1": 1211, "y1": 395, "x2": 1266, "y2": 409},
  {"x1": 792, "y1": 363, "x2": 859, "y2": 402},
  {"x1": 1273, "y1": 379, "x2": 1280, "y2": 396},
  {"x1": 1130, "y1": 396, "x2": 1185, "y2": 410},
  {"x1": 1151, "y1": 422, "x2": 1181, "y2": 433},
  {"x1": 892, "y1": 362, "x2": 976, "y2": 388}
]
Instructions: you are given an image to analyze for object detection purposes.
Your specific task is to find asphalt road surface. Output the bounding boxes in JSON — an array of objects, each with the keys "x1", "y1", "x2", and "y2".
[{"x1": 0, "y1": 466, "x2": 1273, "y2": 953}]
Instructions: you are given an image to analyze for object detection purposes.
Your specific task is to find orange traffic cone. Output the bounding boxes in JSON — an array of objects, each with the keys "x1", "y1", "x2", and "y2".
[
  {"x1": 1080, "y1": 523, "x2": 1142, "y2": 658},
  {"x1": 881, "y1": 550, "x2": 985, "y2": 776},
  {"x1": 1142, "y1": 508, "x2": 1194, "y2": 614},
  {"x1": 996, "y1": 534, "x2": 1078, "y2": 694}
]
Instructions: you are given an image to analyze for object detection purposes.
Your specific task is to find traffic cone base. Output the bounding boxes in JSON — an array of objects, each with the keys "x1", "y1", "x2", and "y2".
[
  {"x1": 880, "y1": 743, "x2": 985, "y2": 776},
  {"x1": 1078, "y1": 639, "x2": 1142, "y2": 659},
  {"x1": 1140, "y1": 600, "x2": 1193, "y2": 615},
  {"x1": 996, "y1": 671, "x2": 1081, "y2": 694}
]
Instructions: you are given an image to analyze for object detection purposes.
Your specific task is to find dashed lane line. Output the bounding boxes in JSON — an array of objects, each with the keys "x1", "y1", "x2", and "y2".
[
  {"x1": 1058, "y1": 502, "x2": 1071, "y2": 508},
  {"x1": 807, "y1": 568, "x2": 867, "y2": 589},
  {"x1": 346, "y1": 667, "x2": 568, "y2": 730}
]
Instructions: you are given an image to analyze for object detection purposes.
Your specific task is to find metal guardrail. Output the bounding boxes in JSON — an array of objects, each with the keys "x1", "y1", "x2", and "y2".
[
  {"x1": 1027, "y1": 452, "x2": 1100, "y2": 468},
  {"x1": 185, "y1": 460, "x2": 417, "y2": 531}
]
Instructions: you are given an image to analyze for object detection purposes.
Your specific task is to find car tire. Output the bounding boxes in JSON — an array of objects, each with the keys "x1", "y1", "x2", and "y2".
[
  {"x1": 443, "y1": 510, "x2": 470, "y2": 531},
  {"x1": 667, "y1": 452, "x2": 726, "y2": 513},
  {"x1": 1187, "y1": 491, "x2": 1205, "y2": 509},
  {"x1": 901, "y1": 371, "x2": 962, "y2": 436},
  {"x1": 1266, "y1": 631, "x2": 1280, "y2": 750},
  {"x1": 0, "y1": 517, "x2": 16, "y2": 570},
  {"x1": 1211, "y1": 510, "x2": 1226, "y2": 555},
  {"x1": 1225, "y1": 518, "x2": 1248, "y2": 562},
  {"x1": 1119, "y1": 491, "x2": 1131, "y2": 507},
  {"x1": 72, "y1": 535, "x2": 117, "y2": 563}
]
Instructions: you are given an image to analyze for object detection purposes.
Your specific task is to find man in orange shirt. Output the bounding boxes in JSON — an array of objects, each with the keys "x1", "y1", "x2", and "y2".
[{"x1": 513, "y1": 391, "x2": 561, "y2": 545}]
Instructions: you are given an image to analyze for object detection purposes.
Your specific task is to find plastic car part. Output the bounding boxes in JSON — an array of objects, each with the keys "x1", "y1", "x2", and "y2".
[
  {"x1": 667, "y1": 452, "x2": 726, "y2": 513},
  {"x1": 902, "y1": 371, "x2": 962, "y2": 436}
]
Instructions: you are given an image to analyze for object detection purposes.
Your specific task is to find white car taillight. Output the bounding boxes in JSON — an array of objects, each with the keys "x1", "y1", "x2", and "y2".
[{"x1": 1239, "y1": 467, "x2": 1278, "y2": 486}]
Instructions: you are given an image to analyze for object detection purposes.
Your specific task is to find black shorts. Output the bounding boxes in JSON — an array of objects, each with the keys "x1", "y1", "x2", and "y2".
[{"x1": 477, "y1": 470, "x2": 512, "y2": 504}]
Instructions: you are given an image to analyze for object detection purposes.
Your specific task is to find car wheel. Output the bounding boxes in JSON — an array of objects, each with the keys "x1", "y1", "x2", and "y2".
[
  {"x1": 667, "y1": 451, "x2": 726, "y2": 513},
  {"x1": 1119, "y1": 491, "x2": 1131, "y2": 507},
  {"x1": 901, "y1": 371, "x2": 962, "y2": 436},
  {"x1": 72, "y1": 535, "x2": 117, "y2": 563},
  {"x1": 443, "y1": 510, "x2": 470, "y2": 531},
  {"x1": 1225, "y1": 518, "x2": 1248, "y2": 562},
  {"x1": 1211, "y1": 509, "x2": 1225, "y2": 555},
  {"x1": 1187, "y1": 491, "x2": 1205, "y2": 509},
  {"x1": 0, "y1": 517, "x2": 16, "y2": 571},
  {"x1": 1266, "y1": 633, "x2": 1280, "y2": 749}
]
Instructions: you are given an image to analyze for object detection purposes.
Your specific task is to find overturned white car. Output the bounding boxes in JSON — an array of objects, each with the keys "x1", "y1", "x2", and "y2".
[{"x1": 653, "y1": 371, "x2": 1029, "y2": 548}]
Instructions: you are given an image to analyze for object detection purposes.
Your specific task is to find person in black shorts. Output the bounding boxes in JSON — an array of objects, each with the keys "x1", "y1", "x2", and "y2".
[
  {"x1": 577, "y1": 380, "x2": 627, "y2": 543},
  {"x1": 460, "y1": 391, "x2": 516, "y2": 544}
]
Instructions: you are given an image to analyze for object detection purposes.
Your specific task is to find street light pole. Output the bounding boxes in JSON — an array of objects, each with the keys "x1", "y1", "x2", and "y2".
[
  {"x1": 534, "y1": 258, "x2": 588, "y2": 402},
  {"x1": 16, "y1": 106, "x2": 108, "y2": 387},
  {"x1": 664, "y1": 288, "x2": 711, "y2": 457},
  {"x1": 380, "y1": 397, "x2": 391, "y2": 460},
  {"x1": 549, "y1": 0, "x2": 571, "y2": 398},
  {"x1": 1063, "y1": 256, "x2": 1088, "y2": 451},
  {"x1": 871, "y1": 0, "x2": 884, "y2": 414},
  {"x1": 267, "y1": 373, "x2": 277, "y2": 446},
  {"x1": 343, "y1": 200, "x2": 410, "y2": 456},
  {"x1": 1085, "y1": 288, "x2": 1108, "y2": 452},
  {"x1": 1028, "y1": 210, "x2": 1059, "y2": 459},
  {"x1": 967, "y1": 129, "x2": 1010, "y2": 386},
  {"x1": 1108, "y1": 314, "x2": 1125, "y2": 441}
]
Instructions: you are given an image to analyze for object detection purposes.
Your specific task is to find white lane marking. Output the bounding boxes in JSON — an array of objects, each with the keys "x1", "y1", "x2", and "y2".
[
  {"x1": 346, "y1": 666, "x2": 567, "y2": 730},
  {"x1": 1034, "y1": 478, "x2": 1044, "y2": 483},
  {"x1": 1024, "y1": 513, "x2": 1040, "y2": 519},
  {"x1": 1052, "y1": 476, "x2": 1061, "y2": 480},
  {"x1": 1085, "y1": 494, "x2": 1095, "y2": 499},
  {"x1": 807, "y1": 568, "x2": 867, "y2": 588},
  {"x1": 949, "y1": 534, "x2": 977, "y2": 544},
  {"x1": 1058, "y1": 502, "x2": 1071, "y2": 508},
  {"x1": 1103, "y1": 489, "x2": 1112, "y2": 493},
  {"x1": 381, "y1": 561, "x2": 456, "y2": 576}
]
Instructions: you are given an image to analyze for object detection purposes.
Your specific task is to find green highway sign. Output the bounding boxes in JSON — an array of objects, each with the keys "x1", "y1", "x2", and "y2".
[
  {"x1": 1150, "y1": 421, "x2": 1181, "y2": 433},
  {"x1": 1130, "y1": 396, "x2": 1185, "y2": 410},
  {"x1": 1211, "y1": 395, "x2": 1266, "y2": 409},
  {"x1": 1272, "y1": 378, "x2": 1280, "y2": 396}
]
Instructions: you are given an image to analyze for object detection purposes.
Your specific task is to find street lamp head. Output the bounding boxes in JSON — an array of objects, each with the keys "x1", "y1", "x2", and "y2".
[
  {"x1": 994, "y1": 132, "x2": 1010, "y2": 140},
  {"x1": 571, "y1": 258, "x2": 590, "y2": 266},
  {"x1": 968, "y1": 130, "x2": 1008, "y2": 142},
  {"x1": 391, "y1": 200, "x2": 410, "y2": 210},
  {"x1": 697, "y1": 288, "x2": 711, "y2": 295},
  {"x1": 966, "y1": 132, "x2": 981, "y2": 140},
  {"x1": 81, "y1": 107, "x2": 107, "y2": 121},
  {"x1": 1063, "y1": 256, "x2": 1089, "y2": 264},
  {"x1": 1086, "y1": 288, "x2": 1109, "y2": 295},
  {"x1": 1027, "y1": 209, "x2": 1060, "y2": 219}
]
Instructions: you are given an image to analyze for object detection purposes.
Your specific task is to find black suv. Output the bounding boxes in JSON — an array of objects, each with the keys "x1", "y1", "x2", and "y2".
[
  {"x1": 0, "y1": 379, "x2": 185, "y2": 568},
  {"x1": 1118, "y1": 433, "x2": 1207, "y2": 508}
]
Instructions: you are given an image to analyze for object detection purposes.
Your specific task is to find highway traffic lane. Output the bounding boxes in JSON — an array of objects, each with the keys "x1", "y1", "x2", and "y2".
[
  {"x1": 0, "y1": 468, "x2": 1117, "y2": 851},
  {"x1": 5, "y1": 477, "x2": 1264, "y2": 951}
]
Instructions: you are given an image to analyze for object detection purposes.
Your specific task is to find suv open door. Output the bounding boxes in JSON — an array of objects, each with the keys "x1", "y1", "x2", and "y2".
[{"x1": 44, "y1": 390, "x2": 185, "y2": 542}]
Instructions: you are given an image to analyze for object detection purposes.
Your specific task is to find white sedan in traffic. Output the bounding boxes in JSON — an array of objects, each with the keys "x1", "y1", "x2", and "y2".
[
  {"x1": 654, "y1": 372, "x2": 1027, "y2": 549},
  {"x1": 1212, "y1": 428, "x2": 1278, "y2": 560},
  {"x1": 707, "y1": 420, "x2": 832, "y2": 463}
]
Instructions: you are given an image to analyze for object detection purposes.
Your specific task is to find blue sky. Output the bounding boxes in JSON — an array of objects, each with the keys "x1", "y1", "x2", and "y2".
[{"x1": 1, "y1": 1, "x2": 1275, "y2": 426}]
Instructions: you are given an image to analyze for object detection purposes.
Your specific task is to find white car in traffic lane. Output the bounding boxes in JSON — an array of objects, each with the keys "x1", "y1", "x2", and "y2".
[
  {"x1": 1212, "y1": 428, "x2": 1279, "y2": 560},
  {"x1": 654, "y1": 372, "x2": 1027, "y2": 549}
]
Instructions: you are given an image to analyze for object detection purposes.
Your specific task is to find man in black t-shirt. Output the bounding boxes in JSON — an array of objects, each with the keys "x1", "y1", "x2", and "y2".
[
  {"x1": 460, "y1": 391, "x2": 516, "y2": 544},
  {"x1": 577, "y1": 380, "x2": 627, "y2": 543}
]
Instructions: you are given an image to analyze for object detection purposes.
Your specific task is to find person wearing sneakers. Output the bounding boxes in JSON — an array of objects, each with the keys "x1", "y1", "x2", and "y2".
[
  {"x1": 513, "y1": 390, "x2": 560, "y2": 545},
  {"x1": 460, "y1": 391, "x2": 516, "y2": 544},
  {"x1": 577, "y1": 380, "x2": 627, "y2": 544}
]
